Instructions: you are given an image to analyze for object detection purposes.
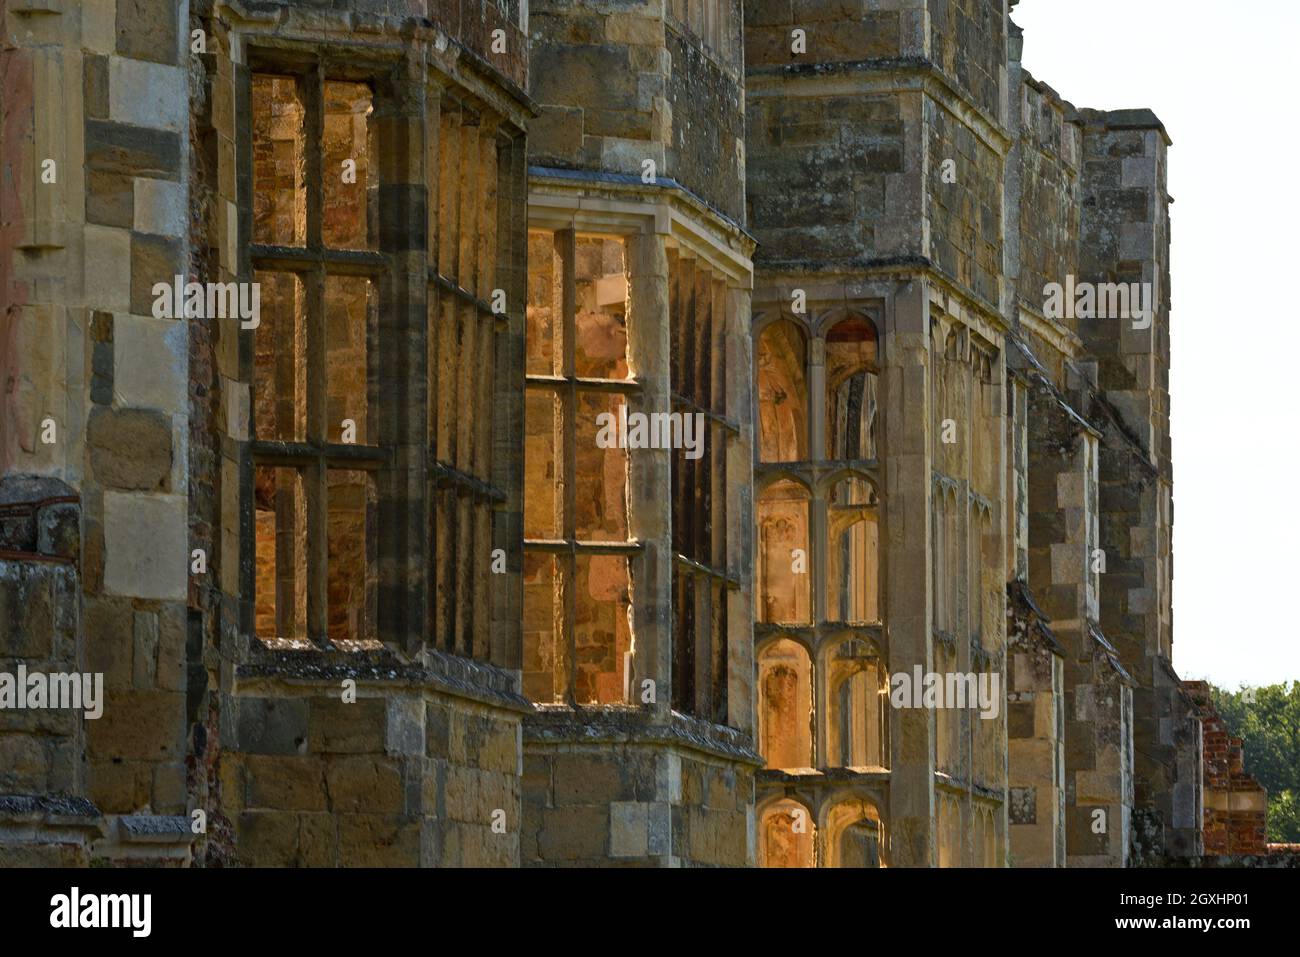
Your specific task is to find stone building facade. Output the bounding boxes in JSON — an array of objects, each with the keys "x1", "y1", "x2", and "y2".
[{"x1": 0, "y1": 0, "x2": 1218, "y2": 867}]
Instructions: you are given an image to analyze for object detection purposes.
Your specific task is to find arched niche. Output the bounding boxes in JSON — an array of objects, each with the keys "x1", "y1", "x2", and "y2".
[
  {"x1": 759, "y1": 798, "x2": 815, "y2": 868},
  {"x1": 824, "y1": 639, "x2": 887, "y2": 769},
  {"x1": 757, "y1": 637, "x2": 814, "y2": 770},
  {"x1": 823, "y1": 797, "x2": 885, "y2": 868},
  {"x1": 824, "y1": 315, "x2": 879, "y2": 461},
  {"x1": 756, "y1": 478, "x2": 811, "y2": 625},
  {"x1": 757, "y1": 319, "x2": 809, "y2": 463}
]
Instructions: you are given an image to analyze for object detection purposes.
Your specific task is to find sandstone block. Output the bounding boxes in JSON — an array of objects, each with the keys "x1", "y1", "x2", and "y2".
[
  {"x1": 102, "y1": 491, "x2": 187, "y2": 600},
  {"x1": 88, "y1": 407, "x2": 172, "y2": 491}
]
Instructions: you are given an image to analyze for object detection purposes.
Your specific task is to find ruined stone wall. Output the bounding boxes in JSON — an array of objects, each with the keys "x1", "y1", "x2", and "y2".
[
  {"x1": 0, "y1": 0, "x2": 195, "y2": 866},
  {"x1": 746, "y1": 91, "x2": 913, "y2": 266},
  {"x1": 1184, "y1": 681, "x2": 1266, "y2": 856},
  {"x1": 1005, "y1": 584, "x2": 1064, "y2": 867},
  {"x1": 663, "y1": 24, "x2": 744, "y2": 220},
  {"x1": 1078, "y1": 112, "x2": 1172, "y2": 477},
  {"x1": 3, "y1": 0, "x2": 1202, "y2": 871},
  {"x1": 0, "y1": 479, "x2": 81, "y2": 800},
  {"x1": 1021, "y1": 377, "x2": 1135, "y2": 866},
  {"x1": 745, "y1": 0, "x2": 911, "y2": 69}
]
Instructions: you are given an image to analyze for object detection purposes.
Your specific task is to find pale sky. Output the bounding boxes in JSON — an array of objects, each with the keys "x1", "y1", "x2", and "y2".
[{"x1": 1011, "y1": 0, "x2": 1299, "y2": 690}]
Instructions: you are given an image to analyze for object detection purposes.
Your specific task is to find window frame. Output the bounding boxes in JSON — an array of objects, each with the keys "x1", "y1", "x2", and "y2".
[
  {"x1": 523, "y1": 226, "x2": 643, "y2": 705},
  {"x1": 244, "y1": 61, "x2": 391, "y2": 650}
]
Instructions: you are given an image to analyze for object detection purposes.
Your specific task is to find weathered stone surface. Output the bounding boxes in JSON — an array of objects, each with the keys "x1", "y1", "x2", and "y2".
[
  {"x1": 85, "y1": 120, "x2": 181, "y2": 179},
  {"x1": 115, "y1": 0, "x2": 180, "y2": 66},
  {"x1": 113, "y1": 316, "x2": 187, "y2": 413},
  {"x1": 130, "y1": 233, "x2": 184, "y2": 316},
  {"x1": 87, "y1": 407, "x2": 173, "y2": 491}
]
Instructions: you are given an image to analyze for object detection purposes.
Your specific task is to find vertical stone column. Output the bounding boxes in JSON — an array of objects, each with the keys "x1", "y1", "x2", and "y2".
[
  {"x1": 884, "y1": 278, "x2": 935, "y2": 866},
  {"x1": 374, "y1": 56, "x2": 428, "y2": 653},
  {"x1": 492, "y1": 131, "x2": 528, "y2": 672},
  {"x1": 75, "y1": 0, "x2": 192, "y2": 822},
  {"x1": 726, "y1": 285, "x2": 755, "y2": 735},
  {"x1": 626, "y1": 228, "x2": 672, "y2": 717}
]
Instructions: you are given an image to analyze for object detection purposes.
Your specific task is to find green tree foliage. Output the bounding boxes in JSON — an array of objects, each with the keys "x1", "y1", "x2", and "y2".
[{"x1": 1210, "y1": 682, "x2": 1300, "y2": 843}]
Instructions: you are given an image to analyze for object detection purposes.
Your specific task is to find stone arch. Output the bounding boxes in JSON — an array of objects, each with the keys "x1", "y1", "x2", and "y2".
[
  {"x1": 757, "y1": 637, "x2": 814, "y2": 770},
  {"x1": 825, "y1": 475, "x2": 880, "y2": 625},
  {"x1": 754, "y1": 468, "x2": 812, "y2": 498},
  {"x1": 757, "y1": 319, "x2": 809, "y2": 463},
  {"x1": 823, "y1": 314, "x2": 879, "y2": 461},
  {"x1": 756, "y1": 478, "x2": 811, "y2": 624},
  {"x1": 758, "y1": 796, "x2": 816, "y2": 868},
  {"x1": 936, "y1": 791, "x2": 962, "y2": 868},
  {"x1": 821, "y1": 794, "x2": 886, "y2": 868},
  {"x1": 823, "y1": 638, "x2": 887, "y2": 769}
]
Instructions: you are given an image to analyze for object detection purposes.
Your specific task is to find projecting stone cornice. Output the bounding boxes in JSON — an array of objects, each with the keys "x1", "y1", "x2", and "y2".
[{"x1": 528, "y1": 166, "x2": 756, "y2": 287}]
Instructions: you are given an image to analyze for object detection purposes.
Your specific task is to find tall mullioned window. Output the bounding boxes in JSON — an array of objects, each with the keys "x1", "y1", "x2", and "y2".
[
  {"x1": 246, "y1": 65, "x2": 521, "y2": 662},
  {"x1": 669, "y1": 249, "x2": 737, "y2": 723},
  {"x1": 754, "y1": 307, "x2": 886, "y2": 782},
  {"x1": 250, "y1": 73, "x2": 381, "y2": 649},
  {"x1": 523, "y1": 229, "x2": 636, "y2": 704}
]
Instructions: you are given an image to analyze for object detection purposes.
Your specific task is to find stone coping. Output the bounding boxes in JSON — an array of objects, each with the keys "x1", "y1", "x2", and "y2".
[
  {"x1": 237, "y1": 645, "x2": 532, "y2": 713},
  {"x1": 0, "y1": 794, "x2": 104, "y2": 832},
  {"x1": 524, "y1": 705, "x2": 762, "y2": 767}
]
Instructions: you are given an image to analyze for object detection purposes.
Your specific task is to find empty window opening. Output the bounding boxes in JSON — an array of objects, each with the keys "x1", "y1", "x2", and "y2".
[
  {"x1": 669, "y1": 250, "x2": 735, "y2": 722},
  {"x1": 757, "y1": 320, "x2": 808, "y2": 463},
  {"x1": 759, "y1": 799, "x2": 815, "y2": 868},
  {"x1": 827, "y1": 477, "x2": 880, "y2": 624},
  {"x1": 249, "y1": 71, "x2": 383, "y2": 650},
  {"x1": 826, "y1": 639, "x2": 887, "y2": 769},
  {"x1": 824, "y1": 800, "x2": 885, "y2": 868},
  {"x1": 757, "y1": 637, "x2": 813, "y2": 769},
  {"x1": 756, "y1": 479, "x2": 811, "y2": 625},
  {"x1": 825, "y1": 317, "x2": 879, "y2": 461}
]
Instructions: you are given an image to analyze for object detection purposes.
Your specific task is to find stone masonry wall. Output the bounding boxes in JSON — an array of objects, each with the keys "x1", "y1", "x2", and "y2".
[
  {"x1": 0, "y1": 477, "x2": 82, "y2": 799},
  {"x1": 1006, "y1": 582, "x2": 1064, "y2": 867},
  {"x1": 1015, "y1": 75, "x2": 1080, "y2": 322},
  {"x1": 926, "y1": 98, "x2": 1002, "y2": 306},
  {"x1": 523, "y1": 709, "x2": 756, "y2": 866},
  {"x1": 224, "y1": 653, "x2": 528, "y2": 866},
  {"x1": 529, "y1": 0, "x2": 745, "y2": 220}
]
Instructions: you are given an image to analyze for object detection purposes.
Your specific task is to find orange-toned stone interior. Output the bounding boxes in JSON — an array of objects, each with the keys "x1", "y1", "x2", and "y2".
[
  {"x1": 322, "y1": 81, "x2": 373, "y2": 249},
  {"x1": 760, "y1": 799, "x2": 815, "y2": 868},
  {"x1": 827, "y1": 477, "x2": 878, "y2": 624},
  {"x1": 250, "y1": 77, "x2": 377, "y2": 646},
  {"x1": 254, "y1": 465, "x2": 306, "y2": 641},
  {"x1": 252, "y1": 75, "x2": 305, "y2": 245},
  {"x1": 522, "y1": 232, "x2": 632, "y2": 704},
  {"x1": 758, "y1": 638, "x2": 812, "y2": 769},
  {"x1": 826, "y1": 640, "x2": 885, "y2": 768},
  {"x1": 756, "y1": 478, "x2": 809, "y2": 624},
  {"x1": 757, "y1": 320, "x2": 807, "y2": 462}
]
